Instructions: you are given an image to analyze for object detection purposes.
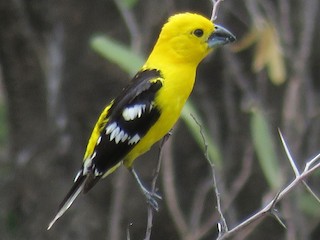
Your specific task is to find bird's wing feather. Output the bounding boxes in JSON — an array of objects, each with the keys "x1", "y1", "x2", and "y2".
[
  {"x1": 82, "y1": 69, "x2": 163, "y2": 191},
  {"x1": 48, "y1": 69, "x2": 164, "y2": 229}
]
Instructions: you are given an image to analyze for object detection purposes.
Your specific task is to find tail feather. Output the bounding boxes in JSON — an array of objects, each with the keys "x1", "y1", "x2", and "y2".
[
  {"x1": 83, "y1": 173, "x2": 101, "y2": 193},
  {"x1": 47, "y1": 174, "x2": 86, "y2": 230}
]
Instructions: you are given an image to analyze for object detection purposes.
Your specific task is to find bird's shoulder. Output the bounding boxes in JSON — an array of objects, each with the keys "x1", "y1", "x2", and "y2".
[
  {"x1": 103, "y1": 68, "x2": 164, "y2": 142},
  {"x1": 107, "y1": 69, "x2": 163, "y2": 118}
]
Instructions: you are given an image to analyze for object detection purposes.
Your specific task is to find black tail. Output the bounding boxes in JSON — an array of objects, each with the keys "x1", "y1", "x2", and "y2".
[
  {"x1": 83, "y1": 173, "x2": 101, "y2": 193},
  {"x1": 47, "y1": 174, "x2": 86, "y2": 230}
]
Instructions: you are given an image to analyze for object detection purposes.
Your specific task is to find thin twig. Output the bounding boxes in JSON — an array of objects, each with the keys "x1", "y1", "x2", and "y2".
[
  {"x1": 279, "y1": 130, "x2": 320, "y2": 203},
  {"x1": 144, "y1": 135, "x2": 169, "y2": 240},
  {"x1": 212, "y1": 165, "x2": 228, "y2": 236},
  {"x1": 144, "y1": 195, "x2": 155, "y2": 239},
  {"x1": 278, "y1": 129, "x2": 300, "y2": 177},
  {"x1": 113, "y1": 0, "x2": 142, "y2": 53},
  {"x1": 190, "y1": 114, "x2": 228, "y2": 236},
  {"x1": 269, "y1": 191, "x2": 287, "y2": 229},
  {"x1": 192, "y1": 145, "x2": 253, "y2": 239},
  {"x1": 305, "y1": 152, "x2": 320, "y2": 171},
  {"x1": 211, "y1": 0, "x2": 225, "y2": 21}
]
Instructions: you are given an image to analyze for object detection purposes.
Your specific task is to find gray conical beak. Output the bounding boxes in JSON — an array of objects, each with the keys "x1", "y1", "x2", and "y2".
[{"x1": 207, "y1": 24, "x2": 236, "y2": 48}]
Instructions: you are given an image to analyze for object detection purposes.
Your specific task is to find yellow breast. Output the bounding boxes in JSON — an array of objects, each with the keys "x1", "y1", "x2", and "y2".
[{"x1": 123, "y1": 64, "x2": 196, "y2": 166}]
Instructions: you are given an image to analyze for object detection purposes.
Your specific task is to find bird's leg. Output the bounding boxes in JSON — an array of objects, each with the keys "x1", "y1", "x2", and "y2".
[
  {"x1": 128, "y1": 131, "x2": 171, "y2": 211},
  {"x1": 160, "y1": 130, "x2": 172, "y2": 149},
  {"x1": 129, "y1": 167, "x2": 162, "y2": 211}
]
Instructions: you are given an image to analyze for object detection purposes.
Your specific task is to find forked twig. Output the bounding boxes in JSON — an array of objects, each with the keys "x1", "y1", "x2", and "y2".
[
  {"x1": 279, "y1": 130, "x2": 320, "y2": 203},
  {"x1": 217, "y1": 130, "x2": 320, "y2": 240}
]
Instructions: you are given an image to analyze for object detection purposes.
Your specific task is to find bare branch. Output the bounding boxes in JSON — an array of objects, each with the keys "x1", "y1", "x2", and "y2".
[
  {"x1": 212, "y1": 165, "x2": 228, "y2": 236},
  {"x1": 305, "y1": 152, "x2": 320, "y2": 171},
  {"x1": 144, "y1": 135, "x2": 170, "y2": 240},
  {"x1": 217, "y1": 136, "x2": 320, "y2": 240},
  {"x1": 190, "y1": 114, "x2": 228, "y2": 236},
  {"x1": 211, "y1": 0, "x2": 225, "y2": 21},
  {"x1": 302, "y1": 183, "x2": 320, "y2": 204},
  {"x1": 279, "y1": 130, "x2": 320, "y2": 203},
  {"x1": 278, "y1": 129, "x2": 300, "y2": 177},
  {"x1": 269, "y1": 191, "x2": 287, "y2": 229},
  {"x1": 113, "y1": 0, "x2": 142, "y2": 53}
]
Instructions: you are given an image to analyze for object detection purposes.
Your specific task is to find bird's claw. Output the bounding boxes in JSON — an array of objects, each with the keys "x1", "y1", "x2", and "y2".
[{"x1": 143, "y1": 189, "x2": 162, "y2": 211}]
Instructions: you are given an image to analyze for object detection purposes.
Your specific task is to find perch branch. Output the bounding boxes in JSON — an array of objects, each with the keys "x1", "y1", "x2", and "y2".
[
  {"x1": 144, "y1": 133, "x2": 171, "y2": 240},
  {"x1": 217, "y1": 130, "x2": 320, "y2": 240}
]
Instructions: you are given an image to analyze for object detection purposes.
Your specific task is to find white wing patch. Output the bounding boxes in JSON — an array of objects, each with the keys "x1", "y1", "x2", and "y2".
[
  {"x1": 110, "y1": 126, "x2": 120, "y2": 142},
  {"x1": 106, "y1": 122, "x2": 117, "y2": 135},
  {"x1": 79, "y1": 151, "x2": 97, "y2": 178},
  {"x1": 122, "y1": 104, "x2": 147, "y2": 121},
  {"x1": 104, "y1": 122, "x2": 140, "y2": 145},
  {"x1": 75, "y1": 149, "x2": 104, "y2": 181},
  {"x1": 128, "y1": 134, "x2": 140, "y2": 145},
  {"x1": 97, "y1": 136, "x2": 102, "y2": 145}
]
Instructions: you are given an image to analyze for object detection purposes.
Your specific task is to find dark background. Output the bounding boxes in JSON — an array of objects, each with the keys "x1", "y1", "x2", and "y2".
[{"x1": 0, "y1": 0, "x2": 319, "y2": 239}]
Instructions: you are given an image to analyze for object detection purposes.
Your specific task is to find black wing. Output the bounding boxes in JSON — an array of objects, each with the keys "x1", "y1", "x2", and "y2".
[
  {"x1": 83, "y1": 69, "x2": 163, "y2": 191},
  {"x1": 48, "y1": 70, "x2": 164, "y2": 227}
]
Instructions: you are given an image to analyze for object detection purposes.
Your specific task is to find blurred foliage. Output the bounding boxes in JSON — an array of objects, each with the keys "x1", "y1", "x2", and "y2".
[
  {"x1": 250, "y1": 107, "x2": 283, "y2": 190},
  {"x1": 91, "y1": 36, "x2": 144, "y2": 76},
  {"x1": 299, "y1": 193, "x2": 320, "y2": 217},
  {"x1": 122, "y1": 0, "x2": 139, "y2": 9},
  {"x1": 232, "y1": 20, "x2": 286, "y2": 85},
  {"x1": 5, "y1": 210, "x2": 19, "y2": 234},
  {"x1": 0, "y1": 104, "x2": 8, "y2": 147}
]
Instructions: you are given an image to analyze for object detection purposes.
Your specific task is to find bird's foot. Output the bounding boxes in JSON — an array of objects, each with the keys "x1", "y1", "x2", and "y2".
[
  {"x1": 142, "y1": 187, "x2": 162, "y2": 211},
  {"x1": 129, "y1": 167, "x2": 162, "y2": 211}
]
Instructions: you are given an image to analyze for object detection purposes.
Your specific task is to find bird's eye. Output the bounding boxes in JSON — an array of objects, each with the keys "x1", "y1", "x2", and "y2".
[{"x1": 193, "y1": 29, "x2": 204, "y2": 37}]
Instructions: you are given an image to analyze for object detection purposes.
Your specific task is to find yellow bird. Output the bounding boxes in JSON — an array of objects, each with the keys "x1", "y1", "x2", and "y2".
[{"x1": 48, "y1": 12, "x2": 235, "y2": 229}]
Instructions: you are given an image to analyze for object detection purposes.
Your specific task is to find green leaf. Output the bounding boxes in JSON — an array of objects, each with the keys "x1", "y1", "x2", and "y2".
[
  {"x1": 90, "y1": 35, "x2": 144, "y2": 76},
  {"x1": 181, "y1": 101, "x2": 222, "y2": 168},
  {"x1": 250, "y1": 107, "x2": 283, "y2": 189},
  {"x1": 121, "y1": 0, "x2": 139, "y2": 8}
]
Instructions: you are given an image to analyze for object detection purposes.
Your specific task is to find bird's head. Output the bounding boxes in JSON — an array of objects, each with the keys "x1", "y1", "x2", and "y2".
[{"x1": 148, "y1": 13, "x2": 235, "y2": 66}]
